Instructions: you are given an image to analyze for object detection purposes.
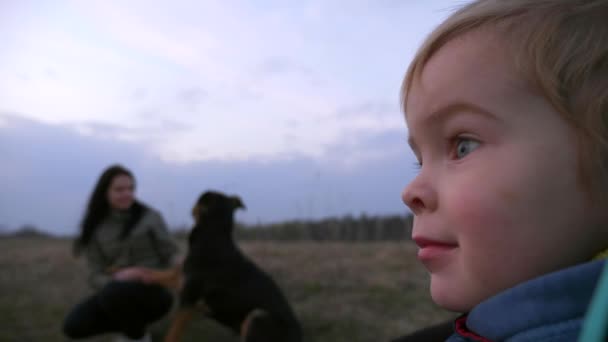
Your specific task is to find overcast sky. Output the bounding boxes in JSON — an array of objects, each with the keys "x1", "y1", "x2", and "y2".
[{"x1": 0, "y1": 0, "x2": 464, "y2": 235}]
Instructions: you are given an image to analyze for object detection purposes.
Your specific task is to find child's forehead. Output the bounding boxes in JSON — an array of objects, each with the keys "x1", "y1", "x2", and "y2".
[
  {"x1": 405, "y1": 30, "x2": 526, "y2": 120},
  {"x1": 425, "y1": 30, "x2": 516, "y2": 83}
]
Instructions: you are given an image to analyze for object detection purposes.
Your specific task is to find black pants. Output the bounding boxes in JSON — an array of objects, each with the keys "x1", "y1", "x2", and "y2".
[{"x1": 63, "y1": 281, "x2": 173, "y2": 339}]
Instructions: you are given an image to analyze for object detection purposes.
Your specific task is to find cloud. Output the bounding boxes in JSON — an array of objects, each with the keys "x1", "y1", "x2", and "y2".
[
  {"x1": 255, "y1": 57, "x2": 316, "y2": 80},
  {"x1": 74, "y1": 121, "x2": 128, "y2": 137},
  {"x1": 0, "y1": 1, "x2": 451, "y2": 188},
  {"x1": 129, "y1": 88, "x2": 148, "y2": 102},
  {"x1": 321, "y1": 128, "x2": 408, "y2": 168},
  {"x1": 0, "y1": 113, "x2": 416, "y2": 235},
  {"x1": 0, "y1": 113, "x2": 149, "y2": 234},
  {"x1": 176, "y1": 87, "x2": 207, "y2": 113}
]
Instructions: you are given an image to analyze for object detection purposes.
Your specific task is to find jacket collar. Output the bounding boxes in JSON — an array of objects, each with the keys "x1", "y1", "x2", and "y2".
[{"x1": 462, "y1": 259, "x2": 606, "y2": 341}]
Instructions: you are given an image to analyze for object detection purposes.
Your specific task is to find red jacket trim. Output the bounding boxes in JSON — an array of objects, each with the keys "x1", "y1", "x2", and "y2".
[{"x1": 454, "y1": 315, "x2": 493, "y2": 342}]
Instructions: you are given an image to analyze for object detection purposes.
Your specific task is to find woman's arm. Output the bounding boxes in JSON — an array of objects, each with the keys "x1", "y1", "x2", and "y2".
[
  {"x1": 147, "y1": 210, "x2": 180, "y2": 265},
  {"x1": 146, "y1": 210, "x2": 183, "y2": 288},
  {"x1": 84, "y1": 240, "x2": 114, "y2": 289}
]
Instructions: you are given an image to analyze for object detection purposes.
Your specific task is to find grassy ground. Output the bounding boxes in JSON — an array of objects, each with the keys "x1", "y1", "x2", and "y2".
[{"x1": 0, "y1": 237, "x2": 454, "y2": 342}]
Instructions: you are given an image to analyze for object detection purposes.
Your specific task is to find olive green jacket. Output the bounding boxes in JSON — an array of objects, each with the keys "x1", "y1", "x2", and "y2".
[{"x1": 85, "y1": 208, "x2": 179, "y2": 290}]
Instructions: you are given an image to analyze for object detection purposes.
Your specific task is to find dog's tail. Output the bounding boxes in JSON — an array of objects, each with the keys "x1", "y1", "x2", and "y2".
[{"x1": 241, "y1": 309, "x2": 301, "y2": 342}]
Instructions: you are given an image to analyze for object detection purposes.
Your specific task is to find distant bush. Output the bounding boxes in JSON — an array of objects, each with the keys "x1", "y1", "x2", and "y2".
[
  {"x1": 171, "y1": 224, "x2": 191, "y2": 240},
  {"x1": 6, "y1": 225, "x2": 54, "y2": 239}
]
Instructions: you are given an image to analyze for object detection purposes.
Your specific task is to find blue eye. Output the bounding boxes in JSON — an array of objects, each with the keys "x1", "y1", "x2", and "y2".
[{"x1": 455, "y1": 138, "x2": 480, "y2": 159}]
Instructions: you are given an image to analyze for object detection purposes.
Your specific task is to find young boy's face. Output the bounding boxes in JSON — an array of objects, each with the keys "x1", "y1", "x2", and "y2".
[{"x1": 402, "y1": 30, "x2": 607, "y2": 312}]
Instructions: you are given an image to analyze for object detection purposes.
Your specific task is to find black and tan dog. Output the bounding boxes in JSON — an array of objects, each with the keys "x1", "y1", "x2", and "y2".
[{"x1": 150, "y1": 191, "x2": 302, "y2": 342}]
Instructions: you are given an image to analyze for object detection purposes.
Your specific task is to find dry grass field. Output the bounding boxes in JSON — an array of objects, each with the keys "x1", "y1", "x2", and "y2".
[{"x1": 0, "y1": 237, "x2": 454, "y2": 342}]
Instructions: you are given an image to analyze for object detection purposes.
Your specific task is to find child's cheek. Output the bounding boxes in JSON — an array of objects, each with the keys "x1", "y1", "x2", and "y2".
[
  {"x1": 444, "y1": 176, "x2": 517, "y2": 244},
  {"x1": 444, "y1": 179, "x2": 529, "y2": 287}
]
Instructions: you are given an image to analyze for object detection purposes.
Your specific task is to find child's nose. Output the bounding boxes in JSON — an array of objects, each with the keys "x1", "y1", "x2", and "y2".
[{"x1": 401, "y1": 175, "x2": 437, "y2": 215}]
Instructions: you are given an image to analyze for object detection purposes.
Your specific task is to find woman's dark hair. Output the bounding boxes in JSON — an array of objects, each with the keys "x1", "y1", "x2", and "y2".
[{"x1": 73, "y1": 164, "x2": 147, "y2": 255}]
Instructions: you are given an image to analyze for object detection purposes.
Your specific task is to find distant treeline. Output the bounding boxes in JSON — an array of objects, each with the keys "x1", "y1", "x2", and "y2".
[
  {"x1": 2, "y1": 214, "x2": 414, "y2": 242},
  {"x1": 0, "y1": 224, "x2": 58, "y2": 239},
  {"x1": 233, "y1": 214, "x2": 413, "y2": 241}
]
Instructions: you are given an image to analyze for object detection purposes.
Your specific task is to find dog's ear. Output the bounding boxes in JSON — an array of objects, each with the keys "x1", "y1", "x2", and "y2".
[{"x1": 232, "y1": 196, "x2": 246, "y2": 210}]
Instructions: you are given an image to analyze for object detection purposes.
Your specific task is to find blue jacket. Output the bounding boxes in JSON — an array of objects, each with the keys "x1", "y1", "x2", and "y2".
[{"x1": 447, "y1": 259, "x2": 606, "y2": 342}]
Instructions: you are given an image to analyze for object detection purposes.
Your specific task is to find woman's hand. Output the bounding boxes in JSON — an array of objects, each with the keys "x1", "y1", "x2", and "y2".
[
  {"x1": 109, "y1": 265, "x2": 182, "y2": 289},
  {"x1": 140, "y1": 266, "x2": 183, "y2": 290},
  {"x1": 111, "y1": 267, "x2": 151, "y2": 282}
]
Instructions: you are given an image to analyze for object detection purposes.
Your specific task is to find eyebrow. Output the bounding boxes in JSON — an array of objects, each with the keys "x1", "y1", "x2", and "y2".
[{"x1": 407, "y1": 101, "x2": 500, "y2": 151}]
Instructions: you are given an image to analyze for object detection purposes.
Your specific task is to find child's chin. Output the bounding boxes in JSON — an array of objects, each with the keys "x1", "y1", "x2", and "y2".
[{"x1": 430, "y1": 280, "x2": 473, "y2": 313}]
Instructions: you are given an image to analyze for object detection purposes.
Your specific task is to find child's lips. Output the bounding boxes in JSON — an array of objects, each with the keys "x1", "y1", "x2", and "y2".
[{"x1": 413, "y1": 236, "x2": 458, "y2": 262}]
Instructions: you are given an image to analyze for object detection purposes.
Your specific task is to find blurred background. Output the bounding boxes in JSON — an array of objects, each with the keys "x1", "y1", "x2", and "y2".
[
  {"x1": 0, "y1": 0, "x2": 458, "y2": 236},
  {"x1": 0, "y1": 2, "x2": 465, "y2": 341}
]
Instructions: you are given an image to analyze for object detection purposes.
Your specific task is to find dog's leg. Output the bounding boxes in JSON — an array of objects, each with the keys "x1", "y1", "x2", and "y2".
[
  {"x1": 241, "y1": 309, "x2": 264, "y2": 339},
  {"x1": 163, "y1": 308, "x2": 195, "y2": 342},
  {"x1": 241, "y1": 309, "x2": 282, "y2": 342}
]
